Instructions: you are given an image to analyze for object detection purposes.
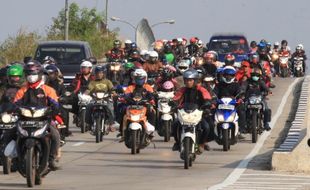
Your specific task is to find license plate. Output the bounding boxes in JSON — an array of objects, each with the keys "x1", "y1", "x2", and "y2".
[
  {"x1": 218, "y1": 104, "x2": 235, "y2": 110},
  {"x1": 0, "y1": 124, "x2": 15, "y2": 129},
  {"x1": 247, "y1": 104, "x2": 262, "y2": 109},
  {"x1": 20, "y1": 121, "x2": 46, "y2": 128}
]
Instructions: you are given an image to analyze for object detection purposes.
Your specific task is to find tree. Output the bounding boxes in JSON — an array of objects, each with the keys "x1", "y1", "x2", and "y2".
[
  {"x1": 47, "y1": 2, "x2": 116, "y2": 58},
  {"x1": 0, "y1": 28, "x2": 41, "y2": 65}
]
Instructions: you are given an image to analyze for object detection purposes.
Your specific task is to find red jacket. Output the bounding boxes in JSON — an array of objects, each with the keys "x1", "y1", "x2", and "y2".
[{"x1": 173, "y1": 85, "x2": 211, "y2": 108}]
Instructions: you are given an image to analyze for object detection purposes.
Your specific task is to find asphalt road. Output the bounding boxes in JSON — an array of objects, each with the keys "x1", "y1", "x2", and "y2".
[{"x1": 0, "y1": 77, "x2": 301, "y2": 190}]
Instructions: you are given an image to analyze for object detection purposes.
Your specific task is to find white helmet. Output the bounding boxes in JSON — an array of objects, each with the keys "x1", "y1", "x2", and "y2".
[
  {"x1": 149, "y1": 51, "x2": 158, "y2": 61},
  {"x1": 274, "y1": 41, "x2": 280, "y2": 46},
  {"x1": 140, "y1": 49, "x2": 149, "y2": 56},
  {"x1": 125, "y1": 39, "x2": 132, "y2": 44},
  {"x1": 296, "y1": 44, "x2": 304, "y2": 50},
  {"x1": 177, "y1": 59, "x2": 191, "y2": 74},
  {"x1": 132, "y1": 69, "x2": 148, "y2": 85},
  {"x1": 197, "y1": 40, "x2": 203, "y2": 48},
  {"x1": 177, "y1": 38, "x2": 183, "y2": 43},
  {"x1": 80, "y1": 60, "x2": 93, "y2": 68}
]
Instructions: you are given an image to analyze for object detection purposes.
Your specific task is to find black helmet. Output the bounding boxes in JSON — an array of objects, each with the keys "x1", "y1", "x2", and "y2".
[
  {"x1": 94, "y1": 65, "x2": 106, "y2": 74},
  {"x1": 250, "y1": 41, "x2": 257, "y2": 48},
  {"x1": 281, "y1": 40, "x2": 288, "y2": 46},
  {"x1": 24, "y1": 60, "x2": 43, "y2": 76},
  {"x1": 88, "y1": 57, "x2": 97, "y2": 65},
  {"x1": 43, "y1": 56, "x2": 56, "y2": 65},
  {"x1": 183, "y1": 68, "x2": 199, "y2": 80}
]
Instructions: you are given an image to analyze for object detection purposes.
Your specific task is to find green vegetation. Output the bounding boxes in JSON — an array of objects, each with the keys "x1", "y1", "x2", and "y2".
[{"x1": 0, "y1": 2, "x2": 116, "y2": 66}]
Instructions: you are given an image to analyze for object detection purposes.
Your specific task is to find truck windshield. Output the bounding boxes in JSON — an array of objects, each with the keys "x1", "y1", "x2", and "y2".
[
  {"x1": 35, "y1": 46, "x2": 85, "y2": 64},
  {"x1": 209, "y1": 39, "x2": 249, "y2": 54}
]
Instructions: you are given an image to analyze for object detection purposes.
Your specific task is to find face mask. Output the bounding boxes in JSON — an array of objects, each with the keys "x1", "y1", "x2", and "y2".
[
  {"x1": 252, "y1": 76, "x2": 259, "y2": 81},
  {"x1": 27, "y1": 75, "x2": 39, "y2": 83}
]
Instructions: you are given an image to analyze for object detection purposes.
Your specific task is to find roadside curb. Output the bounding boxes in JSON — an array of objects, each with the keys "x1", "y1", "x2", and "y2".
[{"x1": 272, "y1": 76, "x2": 310, "y2": 172}]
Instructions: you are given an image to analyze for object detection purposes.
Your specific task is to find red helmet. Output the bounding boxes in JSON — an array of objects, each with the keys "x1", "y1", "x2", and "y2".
[{"x1": 190, "y1": 37, "x2": 198, "y2": 44}]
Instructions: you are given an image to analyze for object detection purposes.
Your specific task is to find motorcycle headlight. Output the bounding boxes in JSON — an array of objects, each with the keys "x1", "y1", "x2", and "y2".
[
  {"x1": 33, "y1": 108, "x2": 48, "y2": 118},
  {"x1": 32, "y1": 124, "x2": 48, "y2": 137},
  {"x1": 249, "y1": 96, "x2": 262, "y2": 104},
  {"x1": 65, "y1": 91, "x2": 72, "y2": 96},
  {"x1": 18, "y1": 125, "x2": 28, "y2": 137},
  {"x1": 1, "y1": 113, "x2": 12, "y2": 123},
  {"x1": 20, "y1": 108, "x2": 32, "y2": 117},
  {"x1": 130, "y1": 114, "x2": 141, "y2": 121},
  {"x1": 96, "y1": 92, "x2": 106, "y2": 99}
]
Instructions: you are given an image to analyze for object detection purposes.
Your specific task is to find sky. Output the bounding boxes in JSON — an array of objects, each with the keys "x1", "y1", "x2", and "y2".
[{"x1": 1, "y1": 0, "x2": 310, "y2": 51}]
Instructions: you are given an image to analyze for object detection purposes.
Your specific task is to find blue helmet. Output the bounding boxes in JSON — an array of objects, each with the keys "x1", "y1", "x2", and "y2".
[
  {"x1": 45, "y1": 64, "x2": 59, "y2": 73},
  {"x1": 222, "y1": 66, "x2": 236, "y2": 84},
  {"x1": 94, "y1": 65, "x2": 106, "y2": 73},
  {"x1": 131, "y1": 42, "x2": 137, "y2": 49}
]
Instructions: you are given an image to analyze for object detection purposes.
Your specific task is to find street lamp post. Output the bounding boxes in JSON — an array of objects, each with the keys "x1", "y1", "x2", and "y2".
[{"x1": 110, "y1": 17, "x2": 175, "y2": 42}]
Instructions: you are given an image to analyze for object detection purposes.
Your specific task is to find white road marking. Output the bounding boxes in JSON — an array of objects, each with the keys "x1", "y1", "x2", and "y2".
[
  {"x1": 208, "y1": 78, "x2": 300, "y2": 190},
  {"x1": 72, "y1": 142, "x2": 85, "y2": 147}
]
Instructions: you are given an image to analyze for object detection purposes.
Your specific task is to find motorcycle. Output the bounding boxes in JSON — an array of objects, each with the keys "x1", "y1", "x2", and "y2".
[
  {"x1": 107, "y1": 61, "x2": 123, "y2": 85},
  {"x1": 177, "y1": 103, "x2": 203, "y2": 169},
  {"x1": 156, "y1": 91, "x2": 174, "y2": 142},
  {"x1": 214, "y1": 97, "x2": 239, "y2": 151},
  {"x1": 16, "y1": 106, "x2": 52, "y2": 187},
  {"x1": 90, "y1": 91, "x2": 111, "y2": 143},
  {"x1": 246, "y1": 94, "x2": 264, "y2": 143},
  {"x1": 77, "y1": 93, "x2": 92, "y2": 133},
  {"x1": 123, "y1": 93, "x2": 154, "y2": 154},
  {"x1": 293, "y1": 56, "x2": 304, "y2": 77},
  {"x1": 279, "y1": 52, "x2": 290, "y2": 77},
  {"x1": 0, "y1": 109, "x2": 18, "y2": 174}
]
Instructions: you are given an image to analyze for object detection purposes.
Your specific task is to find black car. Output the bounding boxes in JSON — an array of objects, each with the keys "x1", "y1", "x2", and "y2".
[{"x1": 34, "y1": 40, "x2": 93, "y2": 85}]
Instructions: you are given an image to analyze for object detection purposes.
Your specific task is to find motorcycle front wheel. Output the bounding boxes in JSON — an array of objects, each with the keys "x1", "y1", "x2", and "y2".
[
  {"x1": 95, "y1": 117, "x2": 102, "y2": 143},
  {"x1": 223, "y1": 129, "x2": 229, "y2": 151},
  {"x1": 251, "y1": 111, "x2": 258, "y2": 143},
  {"x1": 26, "y1": 147, "x2": 36, "y2": 187},
  {"x1": 183, "y1": 137, "x2": 192, "y2": 169},
  {"x1": 2, "y1": 155, "x2": 11, "y2": 174}
]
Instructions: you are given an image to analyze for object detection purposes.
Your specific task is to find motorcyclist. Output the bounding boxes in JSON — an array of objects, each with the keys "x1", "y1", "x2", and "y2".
[
  {"x1": 14, "y1": 61, "x2": 63, "y2": 170},
  {"x1": 121, "y1": 62, "x2": 136, "y2": 86},
  {"x1": 249, "y1": 41, "x2": 258, "y2": 53},
  {"x1": 106, "y1": 40, "x2": 125, "y2": 62},
  {"x1": 45, "y1": 64, "x2": 71, "y2": 138},
  {"x1": 215, "y1": 66, "x2": 246, "y2": 135},
  {"x1": 143, "y1": 51, "x2": 164, "y2": 75},
  {"x1": 140, "y1": 49, "x2": 150, "y2": 64},
  {"x1": 124, "y1": 39, "x2": 132, "y2": 58},
  {"x1": 153, "y1": 40, "x2": 166, "y2": 62},
  {"x1": 119, "y1": 69, "x2": 156, "y2": 141},
  {"x1": 84, "y1": 65, "x2": 118, "y2": 130},
  {"x1": 186, "y1": 37, "x2": 199, "y2": 56},
  {"x1": 171, "y1": 68, "x2": 214, "y2": 153},
  {"x1": 224, "y1": 54, "x2": 236, "y2": 67},
  {"x1": 241, "y1": 68, "x2": 271, "y2": 131},
  {"x1": 279, "y1": 40, "x2": 291, "y2": 55},
  {"x1": 273, "y1": 42, "x2": 280, "y2": 53},
  {"x1": 155, "y1": 65, "x2": 179, "y2": 91},
  {"x1": 236, "y1": 61, "x2": 252, "y2": 82},
  {"x1": 0, "y1": 64, "x2": 25, "y2": 170},
  {"x1": 70, "y1": 60, "x2": 95, "y2": 117},
  {"x1": 202, "y1": 51, "x2": 218, "y2": 77},
  {"x1": 291, "y1": 44, "x2": 307, "y2": 73}
]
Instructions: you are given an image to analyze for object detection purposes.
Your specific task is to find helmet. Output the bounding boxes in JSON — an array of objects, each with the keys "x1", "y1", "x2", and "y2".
[
  {"x1": 274, "y1": 41, "x2": 280, "y2": 47},
  {"x1": 7, "y1": 64, "x2": 24, "y2": 86},
  {"x1": 153, "y1": 41, "x2": 164, "y2": 51},
  {"x1": 43, "y1": 56, "x2": 56, "y2": 65},
  {"x1": 183, "y1": 68, "x2": 199, "y2": 80},
  {"x1": 114, "y1": 39, "x2": 121, "y2": 48},
  {"x1": 88, "y1": 57, "x2": 97, "y2": 65},
  {"x1": 131, "y1": 42, "x2": 137, "y2": 49},
  {"x1": 203, "y1": 75, "x2": 215, "y2": 82},
  {"x1": 177, "y1": 59, "x2": 191, "y2": 74},
  {"x1": 45, "y1": 64, "x2": 59, "y2": 74},
  {"x1": 7, "y1": 64, "x2": 24, "y2": 77},
  {"x1": 190, "y1": 37, "x2": 198, "y2": 44},
  {"x1": 132, "y1": 69, "x2": 147, "y2": 86},
  {"x1": 149, "y1": 51, "x2": 158, "y2": 62},
  {"x1": 124, "y1": 62, "x2": 135, "y2": 70},
  {"x1": 177, "y1": 38, "x2": 183, "y2": 44},
  {"x1": 197, "y1": 40, "x2": 203, "y2": 48},
  {"x1": 80, "y1": 60, "x2": 93, "y2": 69},
  {"x1": 260, "y1": 39, "x2": 267, "y2": 44},
  {"x1": 296, "y1": 44, "x2": 304, "y2": 51},
  {"x1": 162, "y1": 81, "x2": 174, "y2": 92},
  {"x1": 203, "y1": 51, "x2": 216, "y2": 62},
  {"x1": 94, "y1": 65, "x2": 106, "y2": 73},
  {"x1": 281, "y1": 40, "x2": 288, "y2": 46},
  {"x1": 125, "y1": 39, "x2": 132, "y2": 45},
  {"x1": 249, "y1": 53, "x2": 260, "y2": 63},
  {"x1": 222, "y1": 66, "x2": 236, "y2": 84},
  {"x1": 250, "y1": 41, "x2": 257, "y2": 48},
  {"x1": 241, "y1": 60, "x2": 250, "y2": 68},
  {"x1": 130, "y1": 50, "x2": 140, "y2": 59},
  {"x1": 24, "y1": 60, "x2": 43, "y2": 83},
  {"x1": 140, "y1": 49, "x2": 149, "y2": 56},
  {"x1": 224, "y1": 54, "x2": 235, "y2": 66},
  {"x1": 162, "y1": 65, "x2": 176, "y2": 79}
]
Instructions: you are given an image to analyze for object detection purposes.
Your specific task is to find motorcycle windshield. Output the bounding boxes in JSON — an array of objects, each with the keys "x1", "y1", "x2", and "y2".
[{"x1": 183, "y1": 103, "x2": 199, "y2": 113}]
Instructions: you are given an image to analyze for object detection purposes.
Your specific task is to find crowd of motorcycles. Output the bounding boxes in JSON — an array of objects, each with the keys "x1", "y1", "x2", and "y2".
[{"x1": 0, "y1": 37, "x2": 306, "y2": 187}]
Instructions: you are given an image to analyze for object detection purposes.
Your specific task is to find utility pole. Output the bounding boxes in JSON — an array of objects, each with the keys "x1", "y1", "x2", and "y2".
[{"x1": 64, "y1": 0, "x2": 69, "y2": 40}]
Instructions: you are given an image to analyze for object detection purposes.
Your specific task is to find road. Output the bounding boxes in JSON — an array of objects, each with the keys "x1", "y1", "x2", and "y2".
[{"x1": 0, "y1": 77, "x2": 308, "y2": 190}]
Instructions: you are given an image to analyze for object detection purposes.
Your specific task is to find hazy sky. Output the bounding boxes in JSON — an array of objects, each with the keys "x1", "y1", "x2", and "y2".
[{"x1": 1, "y1": 0, "x2": 310, "y2": 50}]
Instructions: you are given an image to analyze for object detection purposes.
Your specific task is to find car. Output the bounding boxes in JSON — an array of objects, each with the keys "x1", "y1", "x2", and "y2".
[
  {"x1": 207, "y1": 34, "x2": 250, "y2": 67},
  {"x1": 34, "y1": 40, "x2": 93, "y2": 85}
]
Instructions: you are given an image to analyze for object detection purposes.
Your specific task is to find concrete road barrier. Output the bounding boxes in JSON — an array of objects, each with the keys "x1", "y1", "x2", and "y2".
[{"x1": 272, "y1": 76, "x2": 310, "y2": 172}]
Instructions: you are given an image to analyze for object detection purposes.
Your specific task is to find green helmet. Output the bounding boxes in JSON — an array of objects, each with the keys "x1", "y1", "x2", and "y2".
[
  {"x1": 7, "y1": 64, "x2": 24, "y2": 77},
  {"x1": 124, "y1": 62, "x2": 135, "y2": 70},
  {"x1": 165, "y1": 53, "x2": 175, "y2": 64}
]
